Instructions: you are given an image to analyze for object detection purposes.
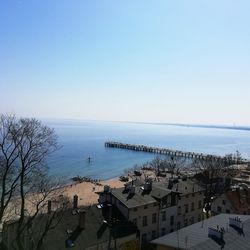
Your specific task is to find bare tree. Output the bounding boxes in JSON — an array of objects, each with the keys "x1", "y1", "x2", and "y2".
[
  {"x1": 150, "y1": 156, "x2": 163, "y2": 176},
  {"x1": 192, "y1": 156, "x2": 234, "y2": 217},
  {"x1": 163, "y1": 156, "x2": 186, "y2": 178},
  {"x1": 0, "y1": 114, "x2": 21, "y2": 223},
  {"x1": 0, "y1": 114, "x2": 69, "y2": 250},
  {"x1": 10, "y1": 173, "x2": 69, "y2": 250}
]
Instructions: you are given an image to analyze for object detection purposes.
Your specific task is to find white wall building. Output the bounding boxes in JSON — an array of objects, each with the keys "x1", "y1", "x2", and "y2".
[{"x1": 98, "y1": 178, "x2": 204, "y2": 246}]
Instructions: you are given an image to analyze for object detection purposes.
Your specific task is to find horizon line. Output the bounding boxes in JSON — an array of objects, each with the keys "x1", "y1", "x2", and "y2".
[{"x1": 39, "y1": 117, "x2": 250, "y2": 131}]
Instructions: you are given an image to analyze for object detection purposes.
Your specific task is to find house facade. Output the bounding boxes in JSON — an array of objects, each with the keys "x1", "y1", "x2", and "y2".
[
  {"x1": 98, "y1": 178, "x2": 205, "y2": 246},
  {"x1": 211, "y1": 184, "x2": 250, "y2": 215}
]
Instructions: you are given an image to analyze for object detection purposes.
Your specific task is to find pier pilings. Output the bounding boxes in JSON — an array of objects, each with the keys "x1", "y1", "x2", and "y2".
[{"x1": 104, "y1": 141, "x2": 248, "y2": 165}]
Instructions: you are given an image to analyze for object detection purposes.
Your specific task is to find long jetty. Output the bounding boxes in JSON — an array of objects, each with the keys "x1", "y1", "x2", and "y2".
[{"x1": 105, "y1": 141, "x2": 249, "y2": 164}]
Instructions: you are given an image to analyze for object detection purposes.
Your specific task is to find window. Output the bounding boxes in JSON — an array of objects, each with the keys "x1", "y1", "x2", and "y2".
[
  {"x1": 198, "y1": 215, "x2": 201, "y2": 222},
  {"x1": 222, "y1": 200, "x2": 226, "y2": 205},
  {"x1": 152, "y1": 230, "x2": 156, "y2": 240},
  {"x1": 170, "y1": 215, "x2": 174, "y2": 226},
  {"x1": 184, "y1": 204, "x2": 189, "y2": 213},
  {"x1": 226, "y1": 209, "x2": 230, "y2": 214},
  {"x1": 144, "y1": 205, "x2": 148, "y2": 209},
  {"x1": 132, "y1": 218, "x2": 137, "y2": 225},
  {"x1": 161, "y1": 228, "x2": 166, "y2": 236},
  {"x1": 162, "y1": 211, "x2": 166, "y2": 221},
  {"x1": 152, "y1": 213, "x2": 157, "y2": 224},
  {"x1": 171, "y1": 194, "x2": 176, "y2": 206},
  {"x1": 178, "y1": 206, "x2": 181, "y2": 215},
  {"x1": 184, "y1": 219, "x2": 188, "y2": 227},
  {"x1": 186, "y1": 194, "x2": 189, "y2": 198},
  {"x1": 142, "y1": 216, "x2": 147, "y2": 227},
  {"x1": 192, "y1": 193, "x2": 195, "y2": 197},
  {"x1": 133, "y1": 207, "x2": 138, "y2": 212},
  {"x1": 142, "y1": 233, "x2": 147, "y2": 243},
  {"x1": 190, "y1": 217, "x2": 194, "y2": 224},
  {"x1": 217, "y1": 206, "x2": 222, "y2": 213},
  {"x1": 191, "y1": 202, "x2": 194, "y2": 211},
  {"x1": 198, "y1": 200, "x2": 202, "y2": 209},
  {"x1": 177, "y1": 222, "x2": 181, "y2": 229}
]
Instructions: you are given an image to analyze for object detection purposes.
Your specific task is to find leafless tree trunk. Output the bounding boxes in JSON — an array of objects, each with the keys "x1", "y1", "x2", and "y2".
[
  {"x1": 0, "y1": 114, "x2": 21, "y2": 223},
  {"x1": 0, "y1": 114, "x2": 69, "y2": 250}
]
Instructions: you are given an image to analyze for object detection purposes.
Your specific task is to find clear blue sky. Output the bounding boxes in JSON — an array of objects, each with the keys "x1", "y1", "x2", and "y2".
[{"x1": 0, "y1": 0, "x2": 250, "y2": 125}]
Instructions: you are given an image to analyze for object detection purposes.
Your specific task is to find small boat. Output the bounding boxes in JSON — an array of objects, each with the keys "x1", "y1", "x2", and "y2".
[{"x1": 87, "y1": 156, "x2": 92, "y2": 163}]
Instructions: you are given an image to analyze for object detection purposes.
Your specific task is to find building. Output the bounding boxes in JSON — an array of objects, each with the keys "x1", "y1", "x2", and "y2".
[
  {"x1": 98, "y1": 181, "x2": 160, "y2": 246},
  {"x1": 98, "y1": 178, "x2": 204, "y2": 246},
  {"x1": 150, "y1": 182, "x2": 178, "y2": 237},
  {"x1": 171, "y1": 178, "x2": 204, "y2": 229},
  {"x1": 151, "y1": 213, "x2": 250, "y2": 250},
  {"x1": 211, "y1": 184, "x2": 250, "y2": 215}
]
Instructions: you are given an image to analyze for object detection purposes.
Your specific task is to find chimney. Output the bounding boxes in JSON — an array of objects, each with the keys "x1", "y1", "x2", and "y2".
[
  {"x1": 47, "y1": 200, "x2": 52, "y2": 214},
  {"x1": 73, "y1": 195, "x2": 78, "y2": 210},
  {"x1": 229, "y1": 216, "x2": 243, "y2": 229},
  {"x1": 130, "y1": 185, "x2": 136, "y2": 194},
  {"x1": 144, "y1": 182, "x2": 152, "y2": 191},
  {"x1": 124, "y1": 183, "x2": 130, "y2": 192},
  {"x1": 107, "y1": 204, "x2": 112, "y2": 222},
  {"x1": 208, "y1": 227, "x2": 224, "y2": 240},
  {"x1": 79, "y1": 210, "x2": 86, "y2": 230},
  {"x1": 104, "y1": 185, "x2": 110, "y2": 193}
]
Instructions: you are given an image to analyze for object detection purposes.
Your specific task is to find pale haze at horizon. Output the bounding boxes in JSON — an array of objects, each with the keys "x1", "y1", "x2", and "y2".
[{"x1": 0, "y1": 1, "x2": 250, "y2": 126}]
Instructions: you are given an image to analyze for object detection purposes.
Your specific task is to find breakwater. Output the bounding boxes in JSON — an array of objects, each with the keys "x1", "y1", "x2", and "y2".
[{"x1": 105, "y1": 141, "x2": 248, "y2": 164}]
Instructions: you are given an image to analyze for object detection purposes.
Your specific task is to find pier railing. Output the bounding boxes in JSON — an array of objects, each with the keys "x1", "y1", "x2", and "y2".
[{"x1": 105, "y1": 141, "x2": 249, "y2": 164}]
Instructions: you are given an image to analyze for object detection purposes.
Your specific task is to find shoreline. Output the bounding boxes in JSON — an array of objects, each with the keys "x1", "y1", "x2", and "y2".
[{"x1": 60, "y1": 176, "x2": 127, "y2": 206}]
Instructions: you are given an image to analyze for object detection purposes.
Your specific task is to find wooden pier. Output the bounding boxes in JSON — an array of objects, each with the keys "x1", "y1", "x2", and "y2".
[{"x1": 104, "y1": 141, "x2": 248, "y2": 164}]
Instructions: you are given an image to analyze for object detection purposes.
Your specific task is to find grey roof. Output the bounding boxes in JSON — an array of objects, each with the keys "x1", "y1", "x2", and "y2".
[
  {"x1": 151, "y1": 214, "x2": 250, "y2": 250},
  {"x1": 43, "y1": 206, "x2": 137, "y2": 250},
  {"x1": 150, "y1": 183, "x2": 175, "y2": 199},
  {"x1": 3, "y1": 205, "x2": 137, "y2": 250},
  {"x1": 151, "y1": 179, "x2": 204, "y2": 195},
  {"x1": 111, "y1": 186, "x2": 157, "y2": 208},
  {"x1": 110, "y1": 179, "x2": 203, "y2": 208},
  {"x1": 44, "y1": 207, "x2": 110, "y2": 250},
  {"x1": 172, "y1": 179, "x2": 205, "y2": 195}
]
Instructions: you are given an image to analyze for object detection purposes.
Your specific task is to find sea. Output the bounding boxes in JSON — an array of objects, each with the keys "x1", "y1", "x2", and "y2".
[{"x1": 43, "y1": 119, "x2": 250, "y2": 181}]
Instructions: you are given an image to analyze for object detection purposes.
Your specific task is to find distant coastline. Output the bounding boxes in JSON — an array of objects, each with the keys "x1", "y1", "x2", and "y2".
[
  {"x1": 122, "y1": 121, "x2": 250, "y2": 132},
  {"x1": 43, "y1": 118, "x2": 250, "y2": 131},
  {"x1": 154, "y1": 123, "x2": 250, "y2": 132},
  {"x1": 41, "y1": 118, "x2": 250, "y2": 131}
]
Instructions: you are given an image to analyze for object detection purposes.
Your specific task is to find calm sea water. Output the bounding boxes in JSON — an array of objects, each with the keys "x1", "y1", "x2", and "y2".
[{"x1": 44, "y1": 119, "x2": 250, "y2": 180}]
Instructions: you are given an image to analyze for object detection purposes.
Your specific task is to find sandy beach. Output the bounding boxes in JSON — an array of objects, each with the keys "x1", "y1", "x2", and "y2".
[
  {"x1": 62, "y1": 170, "x2": 158, "y2": 206},
  {"x1": 62, "y1": 177, "x2": 126, "y2": 206}
]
